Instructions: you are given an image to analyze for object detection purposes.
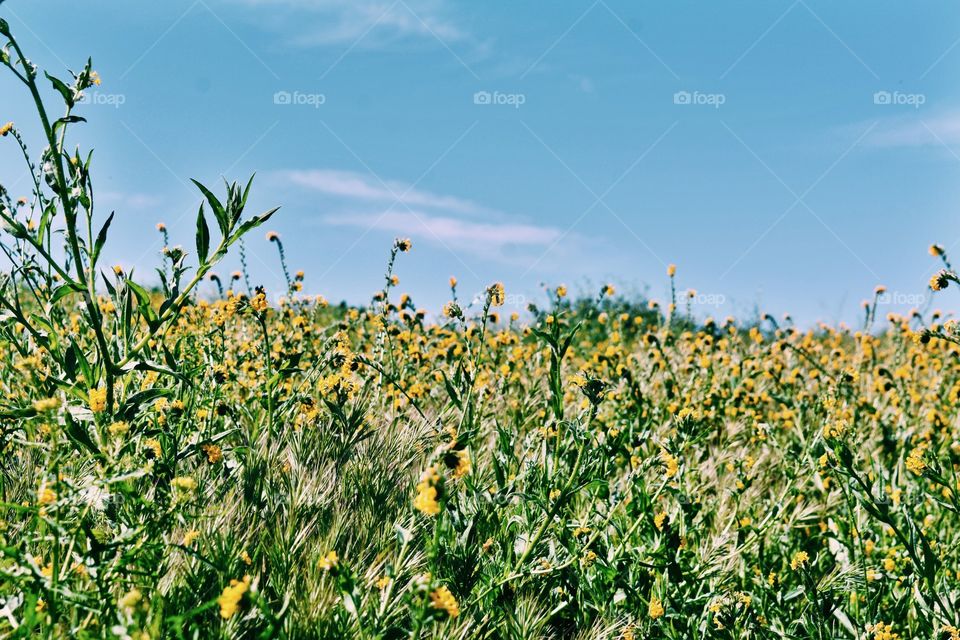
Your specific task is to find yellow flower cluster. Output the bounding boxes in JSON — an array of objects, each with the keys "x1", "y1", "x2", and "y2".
[
  {"x1": 429, "y1": 585, "x2": 459, "y2": 618},
  {"x1": 648, "y1": 596, "x2": 664, "y2": 619},
  {"x1": 790, "y1": 551, "x2": 809, "y2": 571},
  {"x1": 217, "y1": 575, "x2": 251, "y2": 619},
  {"x1": 88, "y1": 388, "x2": 107, "y2": 413},
  {"x1": 413, "y1": 466, "x2": 441, "y2": 516}
]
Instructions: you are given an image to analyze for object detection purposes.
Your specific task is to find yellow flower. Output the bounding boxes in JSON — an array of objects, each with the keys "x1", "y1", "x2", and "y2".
[
  {"x1": 450, "y1": 449, "x2": 471, "y2": 478},
  {"x1": 0, "y1": 122, "x2": 13, "y2": 137},
  {"x1": 395, "y1": 238, "x2": 412, "y2": 252},
  {"x1": 144, "y1": 438, "x2": 162, "y2": 459},
  {"x1": 201, "y1": 443, "x2": 223, "y2": 464},
  {"x1": 866, "y1": 622, "x2": 899, "y2": 640},
  {"x1": 32, "y1": 397, "x2": 60, "y2": 413},
  {"x1": 182, "y1": 530, "x2": 200, "y2": 546},
  {"x1": 413, "y1": 467, "x2": 441, "y2": 516},
  {"x1": 250, "y1": 292, "x2": 269, "y2": 312},
  {"x1": 654, "y1": 512, "x2": 668, "y2": 531},
  {"x1": 556, "y1": 284, "x2": 567, "y2": 298},
  {"x1": 667, "y1": 264, "x2": 676, "y2": 277},
  {"x1": 88, "y1": 388, "x2": 107, "y2": 413},
  {"x1": 318, "y1": 550, "x2": 338, "y2": 571},
  {"x1": 171, "y1": 476, "x2": 197, "y2": 491},
  {"x1": 119, "y1": 588, "x2": 141, "y2": 611},
  {"x1": 487, "y1": 282, "x2": 505, "y2": 307},
  {"x1": 930, "y1": 269, "x2": 950, "y2": 291},
  {"x1": 217, "y1": 575, "x2": 251, "y2": 619},
  {"x1": 906, "y1": 445, "x2": 927, "y2": 475},
  {"x1": 37, "y1": 486, "x2": 57, "y2": 505},
  {"x1": 790, "y1": 550, "x2": 809, "y2": 570},
  {"x1": 108, "y1": 421, "x2": 130, "y2": 436},
  {"x1": 429, "y1": 585, "x2": 459, "y2": 618},
  {"x1": 660, "y1": 448, "x2": 679, "y2": 479},
  {"x1": 648, "y1": 596, "x2": 665, "y2": 619}
]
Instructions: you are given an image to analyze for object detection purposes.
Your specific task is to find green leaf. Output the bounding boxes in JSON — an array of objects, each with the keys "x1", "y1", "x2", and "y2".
[
  {"x1": 191, "y1": 179, "x2": 228, "y2": 236},
  {"x1": 38, "y1": 200, "x2": 57, "y2": 242},
  {"x1": 64, "y1": 341, "x2": 77, "y2": 380},
  {"x1": 70, "y1": 341, "x2": 93, "y2": 387},
  {"x1": 119, "y1": 388, "x2": 173, "y2": 422},
  {"x1": 440, "y1": 369, "x2": 461, "y2": 409},
  {"x1": 63, "y1": 411, "x2": 101, "y2": 456},
  {"x1": 52, "y1": 115, "x2": 86, "y2": 134},
  {"x1": 228, "y1": 206, "x2": 280, "y2": 244},
  {"x1": 240, "y1": 173, "x2": 255, "y2": 210},
  {"x1": 126, "y1": 279, "x2": 157, "y2": 325},
  {"x1": 50, "y1": 281, "x2": 84, "y2": 306},
  {"x1": 195, "y1": 203, "x2": 210, "y2": 264},
  {"x1": 120, "y1": 359, "x2": 182, "y2": 381},
  {"x1": 93, "y1": 211, "x2": 114, "y2": 260},
  {"x1": 45, "y1": 72, "x2": 75, "y2": 108}
]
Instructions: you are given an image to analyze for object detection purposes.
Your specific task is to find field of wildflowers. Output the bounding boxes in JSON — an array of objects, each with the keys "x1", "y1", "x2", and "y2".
[{"x1": 2, "y1": 18, "x2": 960, "y2": 640}]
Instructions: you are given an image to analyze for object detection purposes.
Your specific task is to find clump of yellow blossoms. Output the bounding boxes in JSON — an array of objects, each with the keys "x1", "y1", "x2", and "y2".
[
  {"x1": 413, "y1": 466, "x2": 441, "y2": 516},
  {"x1": 905, "y1": 444, "x2": 927, "y2": 475},
  {"x1": 318, "y1": 551, "x2": 338, "y2": 572},
  {"x1": 250, "y1": 291, "x2": 269, "y2": 312},
  {"x1": 32, "y1": 397, "x2": 59, "y2": 412},
  {"x1": 648, "y1": 596, "x2": 664, "y2": 619},
  {"x1": 201, "y1": 443, "x2": 223, "y2": 464},
  {"x1": 88, "y1": 388, "x2": 107, "y2": 413},
  {"x1": 790, "y1": 551, "x2": 809, "y2": 570},
  {"x1": 171, "y1": 476, "x2": 197, "y2": 492},
  {"x1": 866, "y1": 622, "x2": 900, "y2": 640},
  {"x1": 660, "y1": 449, "x2": 679, "y2": 479},
  {"x1": 487, "y1": 282, "x2": 505, "y2": 307},
  {"x1": 445, "y1": 449, "x2": 471, "y2": 479},
  {"x1": 144, "y1": 438, "x2": 162, "y2": 459},
  {"x1": 429, "y1": 585, "x2": 459, "y2": 618},
  {"x1": 217, "y1": 575, "x2": 251, "y2": 619}
]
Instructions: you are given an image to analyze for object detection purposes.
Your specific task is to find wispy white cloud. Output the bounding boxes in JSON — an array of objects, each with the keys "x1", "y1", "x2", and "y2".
[
  {"x1": 323, "y1": 210, "x2": 562, "y2": 253},
  {"x1": 275, "y1": 168, "x2": 572, "y2": 262},
  {"x1": 223, "y1": 0, "x2": 466, "y2": 47},
  {"x1": 868, "y1": 110, "x2": 960, "y2": 148},
  {"x1": 276, "y1": 169, "x2": 483, "y2": 215}
]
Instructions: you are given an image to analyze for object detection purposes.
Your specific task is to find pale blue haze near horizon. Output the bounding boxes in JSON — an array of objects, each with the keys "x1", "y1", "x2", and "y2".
[{"x1": 1, "y1": 0, "x2": 959, "y2": 325}]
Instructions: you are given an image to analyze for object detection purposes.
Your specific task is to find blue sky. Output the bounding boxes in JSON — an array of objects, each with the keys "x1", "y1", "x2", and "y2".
[{"x1": 1, "y1": 0, "x2": 959, "y2": 325}]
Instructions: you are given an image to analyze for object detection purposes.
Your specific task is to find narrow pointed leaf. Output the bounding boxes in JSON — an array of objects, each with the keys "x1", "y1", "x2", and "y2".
[{"x1": 195, "y1": 203, "x2": 210, "y2": 264}]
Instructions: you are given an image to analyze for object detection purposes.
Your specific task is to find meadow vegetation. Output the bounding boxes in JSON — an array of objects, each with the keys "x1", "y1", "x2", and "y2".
[{"x1": 2, "y1": 20, "x2": 960, "y2": 639}]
